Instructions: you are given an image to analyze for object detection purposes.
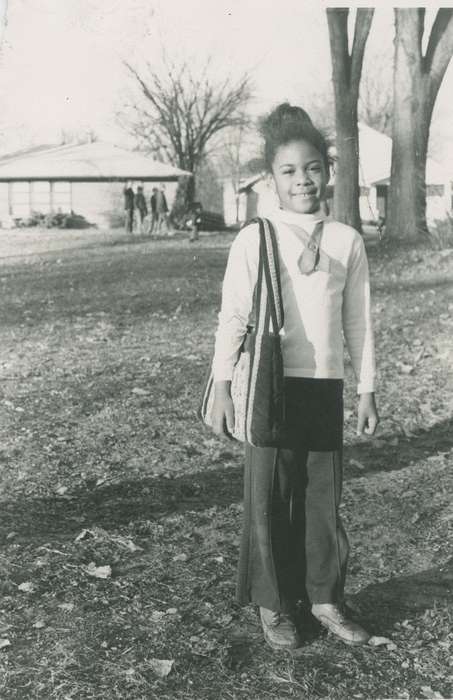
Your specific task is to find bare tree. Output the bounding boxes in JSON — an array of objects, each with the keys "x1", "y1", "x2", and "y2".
[
  {"x1": 302, "y1": 86, "x2": 335, "y2": 137},
  {"x1": 122, "y1": 58, "x2": 252, "y2": 204},
  {"x1": 327, "y1": 8, "x2": 374, "y2": 232},
  {"x1": 387, "y1": 9, "x2": 453, "y2": 240},
  {"x1": 358, "y1": 55, "x2": 393, "y2": 136},
  {"x1": 212, "y1": 117, "x2": 258, "y2": 223}
]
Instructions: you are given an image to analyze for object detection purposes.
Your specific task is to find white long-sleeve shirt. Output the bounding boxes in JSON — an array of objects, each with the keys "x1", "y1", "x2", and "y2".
[{"x1": 212, "y1": 208, "x2": 376, "y2": 394}]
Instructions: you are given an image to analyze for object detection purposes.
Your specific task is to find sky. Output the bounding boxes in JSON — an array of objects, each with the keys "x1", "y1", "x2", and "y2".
[{"x1": 0, "y1": 0, "x2": 452, "y2": 168}]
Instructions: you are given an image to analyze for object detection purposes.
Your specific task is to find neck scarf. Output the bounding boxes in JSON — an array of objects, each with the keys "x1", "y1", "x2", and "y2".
[{"x1": 274, "y1": 208, "x2": 329, "y2": 274}]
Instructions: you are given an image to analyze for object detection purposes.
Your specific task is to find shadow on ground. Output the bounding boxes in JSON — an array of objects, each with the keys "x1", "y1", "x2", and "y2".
[
  {"x1": 352, "y1": 557, "x2": 453, "y2": 631},
  {"x1": 1, "y1": 416, "x2": 452, "y2": 540}
]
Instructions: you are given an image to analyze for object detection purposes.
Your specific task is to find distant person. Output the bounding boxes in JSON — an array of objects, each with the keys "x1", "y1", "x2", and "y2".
[
  {"x1": 188, "y1": 202, "x2": 202, "y2": 242},
  {"x1": 155, "y1": 185, "x2": 169, "y2": 235},
  {"x1": 123, "y1": 181, "x2": 135, "y2": 234},
  {"x1": 150, "y1": 187, "x2": 158, "y2": 236},
  {"x1": 134, "y1": 185, "x2": 148, "y2": 234}
]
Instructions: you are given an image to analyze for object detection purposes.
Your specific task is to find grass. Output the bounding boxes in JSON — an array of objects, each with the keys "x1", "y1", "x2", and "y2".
[{"x1": 0, "y1": 228, "x2": 452, "y2": 699}]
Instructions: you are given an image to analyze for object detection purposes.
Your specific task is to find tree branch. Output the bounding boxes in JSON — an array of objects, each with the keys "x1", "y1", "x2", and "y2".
[
  {"x1": 424, "y1": 9, "x2": 453, "y2": 101},
  {"x1": 326, "y1": 9, "x2": 351, "y2": 88},
  {"x1": 120, "y1": 55, "x2": 252, "y2": 194},
  {"x1": 350, "y1": 9, "x2": 375, "y2": 98}
]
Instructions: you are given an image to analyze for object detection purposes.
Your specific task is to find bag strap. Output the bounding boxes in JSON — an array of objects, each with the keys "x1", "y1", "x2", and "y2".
[{"x1": 249, "y1": 217, "x2": 284, "y2": 334}]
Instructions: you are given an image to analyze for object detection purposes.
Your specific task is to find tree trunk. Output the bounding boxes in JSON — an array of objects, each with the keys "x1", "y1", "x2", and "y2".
[
  {"x1": 333, "y1": 91, "x2": 361, "y2": 232},
  {"x1": 388, "y1": 10, "x2": 429, "y2": 239},
  {"x1": 170, "y1": 175, "x2": 195, "y2": 227},
  {"x1": 387, "y1": 9, "x2": 453, "y2": 240},
  {"x1": 186, "y1": 175, "x2": 196, "y2": 205},
  {"x1": 327, "y1": 9, "x2": 374, "y2": 233}
]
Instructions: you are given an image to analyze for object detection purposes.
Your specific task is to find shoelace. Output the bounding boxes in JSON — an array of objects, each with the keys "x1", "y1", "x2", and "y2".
[
  {"x1": 267, "y1": 611, "x2": 294, "y2": 627},
  {"x1": 318, "y1": 606, "x2": 350, "y2": 626}
]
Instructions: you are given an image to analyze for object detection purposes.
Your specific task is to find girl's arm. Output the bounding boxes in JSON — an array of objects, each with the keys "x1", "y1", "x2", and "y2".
[
  {"x1": 211, "y1": 226, "x2": 259, "y2": 437},
  {"x1": 342, "y1": 235, "x2": 379, "y2": 436},
  {"x1": 357, "y1": 393, "x2": 379, "y2": 436}
]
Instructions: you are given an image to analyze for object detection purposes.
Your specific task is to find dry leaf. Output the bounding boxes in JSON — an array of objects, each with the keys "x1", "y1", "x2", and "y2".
[
  {"x1": 173, "y1": 553, "x2": 188, "y2": 562},
  {"x1": 125, "y1": 539, "x2": 142, "y2": 553},
  {"x1": 0, "y1": 638, "x2": 11, "y2": 650},
  {"x1": 84, "y1": 563, "x2": 112, "y2": 579},
  {"x1": 74, "y1": 529, "x2": 92, "y2": 542},
  {"x1": 368, "y1": 636, "x2": 397, "y2": 650},
  {"x1": 132, "y1": 387, "x2": 149, "y2": 396},
  {"x1": 58, "y1": 602, "x2": 75, "y2": 612},
  {"x1": 151, "y1": 611, "x2": 165, "y2": 622},
  {"x1": 112, "y1": 534, "x2": 143, "y2": 552},
  {"x1": 18, "y1": 581, "x2": 35, "y2": 593},
  {"x1": 349, "y1": 459, "x2": 365, "y2": 470},
  {"x1": 33, "y1": 620, "x2": 46, "y2": 629},
  {"x1": 414, "y1": 347, "x2": 424, "y2": 364},
  {"x1": 148, "y1": 658, "x2": 174, "y2": 678},
  {"x1": 420, "y1": 686, "x2": 444, "y2": 699},
  {"x1": 218, "y1": 614, "x2": 233, "y2": 626}
]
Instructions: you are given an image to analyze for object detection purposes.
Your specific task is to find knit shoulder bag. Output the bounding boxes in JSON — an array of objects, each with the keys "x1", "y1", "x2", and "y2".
[{"x1": 199, "y1": 217, "x2": 285, "y2": 447}]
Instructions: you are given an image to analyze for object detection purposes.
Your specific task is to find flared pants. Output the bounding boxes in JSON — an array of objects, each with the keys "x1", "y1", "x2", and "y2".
[{"x1": 236, "y1": 378, "x2": 349, "y2": 613}]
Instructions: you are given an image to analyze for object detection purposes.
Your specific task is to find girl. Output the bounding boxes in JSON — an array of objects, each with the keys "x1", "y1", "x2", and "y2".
[{"x1": 210, "y1": 103, "x2": 379, "y2": 650}]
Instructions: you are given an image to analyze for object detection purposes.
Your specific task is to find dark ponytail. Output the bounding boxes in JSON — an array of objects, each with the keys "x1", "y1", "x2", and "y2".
[{"x1": 260, "y1": 102, "x2": 330, "y2": 174}]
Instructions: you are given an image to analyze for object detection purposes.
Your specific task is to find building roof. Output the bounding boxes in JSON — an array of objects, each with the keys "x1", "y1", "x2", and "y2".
[
  {"x1": 0, "y1": 141, "x2": 192, "y2": 182},
  {"x1": 238, "y1": 173, "x2": 265, "y2": 193}
]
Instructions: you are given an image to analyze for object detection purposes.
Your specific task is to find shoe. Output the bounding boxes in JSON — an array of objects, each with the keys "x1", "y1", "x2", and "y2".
[
  {"x1": 311, "y1": 603, "x2": 370, "y2": 645},
  {"x1": 259, "y1": 607, "x2": 300, "y2": 650}
]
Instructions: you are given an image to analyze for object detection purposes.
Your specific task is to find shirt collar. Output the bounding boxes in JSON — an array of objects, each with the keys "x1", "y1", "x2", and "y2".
[
  {"x1": 268, "y1": 207, "x2": 327, "y2": 265},
  {"x1": 274, "y1": 206, "x2": 327, "y2": 231}
]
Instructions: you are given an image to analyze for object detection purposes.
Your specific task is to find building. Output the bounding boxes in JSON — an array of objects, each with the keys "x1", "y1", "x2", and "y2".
[
  {"x1": 354, "y1": 123, "x2": 451, "y2": 224},
  {"x1": 225, "y1": 123, "x2": 451, "y2": 226},
  {"x1": 0, "y1": 141, "x2": 191, "y2": 228}
]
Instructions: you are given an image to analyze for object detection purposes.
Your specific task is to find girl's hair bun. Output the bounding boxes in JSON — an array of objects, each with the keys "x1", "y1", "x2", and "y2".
[{"x1": 260, "y1": 102, "x2": 330, "y2": 174}]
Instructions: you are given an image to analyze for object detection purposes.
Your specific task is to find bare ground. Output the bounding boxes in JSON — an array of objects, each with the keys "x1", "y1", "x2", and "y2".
[{"x1": 0, "y1": 227, "x2": 452, "y2": 699}]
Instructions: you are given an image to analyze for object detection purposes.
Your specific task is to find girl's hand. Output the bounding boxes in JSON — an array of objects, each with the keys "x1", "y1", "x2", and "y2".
[
  {"x1": 357, "y1": 393, "x2": 379, "y2": 436},
  {"x1": 211, "y1": 381, "x2": 235, "y2": 438}
]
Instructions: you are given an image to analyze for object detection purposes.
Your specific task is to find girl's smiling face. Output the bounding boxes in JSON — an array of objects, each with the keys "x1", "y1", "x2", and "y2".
[{"x1": 270, "y1": 139, "x2": 327, "y2": 214}]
